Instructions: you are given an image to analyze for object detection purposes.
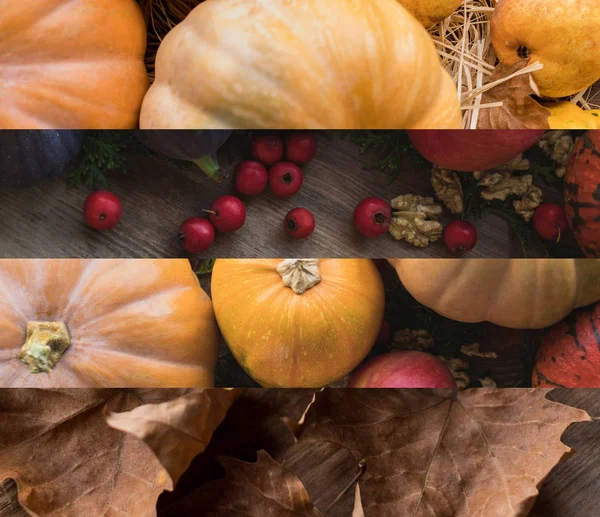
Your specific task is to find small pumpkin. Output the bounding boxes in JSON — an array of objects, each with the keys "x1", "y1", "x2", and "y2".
[
  {"x1": 544, "y1": 101, "x2": 600, "y2": 130},
  {"x1": 0, "y1": 259, "x2": 219, "y2": 388},
  {"x1": 388, "y1": 259, "x2": 600, "y2": 329},
  {"x1": 533, "y1": 302, "x2": 600, "y2": 388},
  {"x1": 211, "y1": 259, "x2": 385, "y2": 387},
  {"x1": 565, "y1": 132, "x2": 600, "y2": 257},
  {"x1": 140, "y1": 0, "x2": 461, "y2": 130},
  {"x1": 397, "y1": 0, "x2": 462, "y2": 27},
  {"x1": 0, "y1": 130, "x2": 85, "y2": 188},
  {"x1": 1, "y1": 1, "x2": 148, "y2": 129}
]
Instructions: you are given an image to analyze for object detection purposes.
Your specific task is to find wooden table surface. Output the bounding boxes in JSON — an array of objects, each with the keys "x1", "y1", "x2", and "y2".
[
  {"x1": 0, "y1": 132, "x2": 563, "y2": 259},
  {"x1": 2, "y1": 388, "x2": 599, "y2": 517}
]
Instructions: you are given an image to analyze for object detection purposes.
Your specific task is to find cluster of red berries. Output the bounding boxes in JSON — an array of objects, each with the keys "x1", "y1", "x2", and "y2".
[{"x1": 180, "y1": 132, "x2": 319, "y2": 252}]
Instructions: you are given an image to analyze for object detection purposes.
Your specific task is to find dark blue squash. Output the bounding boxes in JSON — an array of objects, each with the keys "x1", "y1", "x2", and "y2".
[
  {"x1": 0, "y1": 131, "x2": 86, "y2": 188},
  {"x1": 135, "y1": 130, "x2": 232, "y2": 181}
]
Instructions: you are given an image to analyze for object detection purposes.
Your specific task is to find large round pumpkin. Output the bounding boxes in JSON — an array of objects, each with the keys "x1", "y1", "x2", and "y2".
[
  {"x1": 1, "y1": 1, "x2": 148, "y2": 129},
  {"x1": 565, "y1": 132, "x2": 600, "y2": 257},
  {"x1": 140, "y1": 0, "x2": 461, "y2": 130},
  {"x1": 0, "y1": 130, "x2": 85, "y2": 188},
  {"x1": 0, "y1": 259, "x2": 219, "y2": 387},
  {"x1": 389, "y1": 259, "x2": 600, "y2": 329},
  {"x1": 211, "y1": 259, "x2": 385, "y2": 387},
  {"x1": 533, "y1": 302, "x2": 600, "y2": 388}
]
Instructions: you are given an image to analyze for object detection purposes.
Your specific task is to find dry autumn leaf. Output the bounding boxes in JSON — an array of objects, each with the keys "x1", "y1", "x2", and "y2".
[
  {"x1": 295, "y1": 389, "x2": 590, "y2": 517},
  {"x1": 477, "y1": 60, "x2": 551, "y2": 130},
  {"x1": 0, "y1": 388, "x2": 238, "y2": 517},
  {"x1": 162, "y1": 450, "x2": 322, "y2": 517},
  {"x1": 107, "y1": 389, "x2": 241, "y2": 485}
]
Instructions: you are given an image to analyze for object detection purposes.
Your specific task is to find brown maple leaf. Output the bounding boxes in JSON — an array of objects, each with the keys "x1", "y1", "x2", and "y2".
[
  {"x1": 0, "y1": 388, "x2": 238, "y2": 517},
  {"x1": 477, "y1": 60, "x2": 551, "y2": 129},
  {"x1": 295, "y1": 389, "x2": 590, "y2": 517},
  {"x1": 162, "y1": 450, "x2": 322, "y2": 516}
]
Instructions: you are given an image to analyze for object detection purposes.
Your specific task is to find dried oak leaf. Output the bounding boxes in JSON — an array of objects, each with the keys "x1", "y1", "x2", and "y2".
[
  {"x1": 162, "y1": 450, "x2": 322, "y2": 516},
  {"x1": 296, "y1": 388, "x2": 590, "y2": 517},
  {"x1": 107, "y1": 389, "x2": 241, "y2": 485},
  {"x1": 477, "y1": 60, "x2": 551, "y2": 130},
  {"x1": 389, "y1": 194, "x2": 443, "y2": 247},
  {"x1": 431, "y1": 167, "x2": 463, "y2": 214},
  {"x1": 0, "y1": 388, "x2": 238, "y2": 517}
]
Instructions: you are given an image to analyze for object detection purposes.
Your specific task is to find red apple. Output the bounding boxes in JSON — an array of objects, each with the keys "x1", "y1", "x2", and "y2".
[
  {"x1": 348, "y1": 351, "x2": 457, "y2": 388},
  {"x1": 407, "y1": 129, "x2": 545, "y2": 172}
]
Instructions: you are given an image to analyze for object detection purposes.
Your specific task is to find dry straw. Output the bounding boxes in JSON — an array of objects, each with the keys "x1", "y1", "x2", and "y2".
[{"x1": 140, "y1": 0, "x2": 599, "y2": 129}]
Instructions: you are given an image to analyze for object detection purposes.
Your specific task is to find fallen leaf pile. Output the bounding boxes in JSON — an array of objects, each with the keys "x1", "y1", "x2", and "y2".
[{"x1": 0, "y1": 388, "x2": 590, "y2": 517}]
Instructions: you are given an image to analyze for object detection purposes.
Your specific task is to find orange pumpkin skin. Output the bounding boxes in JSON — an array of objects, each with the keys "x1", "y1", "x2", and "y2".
[
  {"x1": 533, "y1": 303, "x2": 600, "y2": 388},
  {"x1": 0, "y1": 259, "x2": 219, "y2": 387},
  {"x1": 211, "y1": 259, "x2": 385, "y2": 387},
  {"x1": 1, "y1": 1, "x2": 149, "y2": 129},
  {"x1": 565, "y1": 132, "x2": 600, "y2": 257},
  {"x1": 140, "y1": 0, "x2": 461, "y2": 130}
]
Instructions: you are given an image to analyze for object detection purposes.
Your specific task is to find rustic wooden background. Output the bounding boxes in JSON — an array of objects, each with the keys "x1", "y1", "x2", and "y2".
[
  {"x1": 0, "y1": 132, "x2": 564, "y2": 259},
  {"x1": 2, "y1": 388, "x2": 599, "y2": 517}
]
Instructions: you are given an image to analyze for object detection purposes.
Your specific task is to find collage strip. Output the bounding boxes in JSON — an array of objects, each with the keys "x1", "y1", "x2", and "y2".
[{"x1": 2, "y1": 1, "x2": 600, "y2": 516}]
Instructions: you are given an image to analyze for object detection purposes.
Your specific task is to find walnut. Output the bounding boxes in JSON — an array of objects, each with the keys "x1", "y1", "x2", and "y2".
[
  {"x1": 392, "y1": 329, "x2": 434, "y2": 351},
  {"x1": 477, "y1": 171, "x2": 534, "y2": 201},
  {"x1": 513, "y1": 185, "x2": 543, "y2": 221},
  {"x1": 538, "y1": 131, "x2": 574, "y2": 178},
  {"x1": 494, "y1": 154, "x2": 530, "y2": 172},
  {"x1": 479, "y1": 377, "x2": 497, "y2": 388},
  {"x1": 460, "y1": 343, "x2": 498, "y2": 359},
  {"x1": 389, "y1": 194, "x2": 443, "y2": 247},
  {"x1": 431, "y1": 167, "x2": 463, "y2": 214},
  {"x1": 439, "y1": 357, "x2": 470, "y2": 389}
]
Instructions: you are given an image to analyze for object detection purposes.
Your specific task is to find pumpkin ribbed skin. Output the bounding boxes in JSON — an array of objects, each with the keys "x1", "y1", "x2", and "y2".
[
  {"x1": 211, "y1": 259, "x2": 385, "y2": 387},
  {"x1": 140, "y1": 0, "x2": 461, "y2": 130},
  {"x1": 1, "y1": 1, "x2": 148, "y2": 129},
  {"x1": 0, "y1": 259, "x2": 219, "y2": 387},
  {"x1": 565, "y1": 132, "x2": 600, "y2": 257},
  {"x1": 388, "y1": 259, "x2": 600, "y2": 329},
  {"x1": 533, "y1": 302, "x2": 600, "y2": 388}
]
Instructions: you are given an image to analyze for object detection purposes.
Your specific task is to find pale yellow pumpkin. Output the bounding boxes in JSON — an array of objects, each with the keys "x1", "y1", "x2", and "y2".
[
  {"x1": 0, "y1": 259, "x2": 219, "y2": 387},
  {"x1": 140, "y1": 0, "x2": 461, "y2": 130},
  {"x1": 389, "y1": 259, "x2": 600, "y2": 329},
  {"x1": 211, "y1": 259, "x2": 385, "y2": 387}
]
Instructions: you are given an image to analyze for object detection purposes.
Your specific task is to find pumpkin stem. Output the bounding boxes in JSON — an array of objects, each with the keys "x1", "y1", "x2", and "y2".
[
  {"x1": 192, "y1": 154, "x2": 227, "y2": 182},
  {"x1": 18, "y1": 322, "x2": 71, "y2": 374},
  {"x1": 277, "y1": 259, "x2": 322, "y2": 294}
]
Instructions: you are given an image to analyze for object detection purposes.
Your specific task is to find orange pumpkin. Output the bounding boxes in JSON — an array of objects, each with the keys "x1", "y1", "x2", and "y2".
[
  {"x1": 211, "y1": 259, "x2": 385, "y2": 387},
  {"x1": 140, "y1": 0, "x2": 461, "y2": 129},
  {"x1": 1, "y1": 1, "x2": 149, "y2": 129},
  {"x1": 0, "y1": 259, "x2": 219, "y2": 387},
  {"x1": 389, "y1": 258, "x2": 600, "y2": 329}
]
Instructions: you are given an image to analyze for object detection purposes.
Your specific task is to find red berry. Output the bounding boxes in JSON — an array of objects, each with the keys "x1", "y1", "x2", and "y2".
[
  {"x1": 285, "y1": 133, "x2": 318, "y2": 165},
  {"x1": 269, "y1": 162, "x2": 304, "y2": 198},
  {"x1": 83, "y1": 191, "x2": 122, "y2": 231},
  {"x1": 533, "y1": 203, "x2": 568, "y2": 242},
  {"x1": 252, "y1": 134, "x2": 284, "y2": 166},
  {"x1": 284, "y1": 208, "x2": 315, "y2": 239},
  {"x1": 444, "y1": 220, "x2": 478, "y2": 254},
  {"x1": 179, "y1": 218, "x2": 215, "y2": 253},
  {"x1": 234, "y1": 161, "x2": 268, "y2": 195},
  {"x1": 376, "y1": 320, "x2": 392, "y2": 346},
  {"x1": 353, "y1": 197, "x2": 391, "y2": 237},
  {"x1": 205, "y1": 195, "x2": 246, "y2": 233}
]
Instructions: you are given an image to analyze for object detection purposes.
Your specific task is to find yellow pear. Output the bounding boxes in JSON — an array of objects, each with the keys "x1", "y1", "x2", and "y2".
[
  {"x1": 543, "y1": 101, "x2": 600, "y2": 129},
  {"x1": 396, "y1": 0, "x2": 462, "y2": 27},
  {"x1": 491, "y1": 0, "x2": 600, "y2": 98}
]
